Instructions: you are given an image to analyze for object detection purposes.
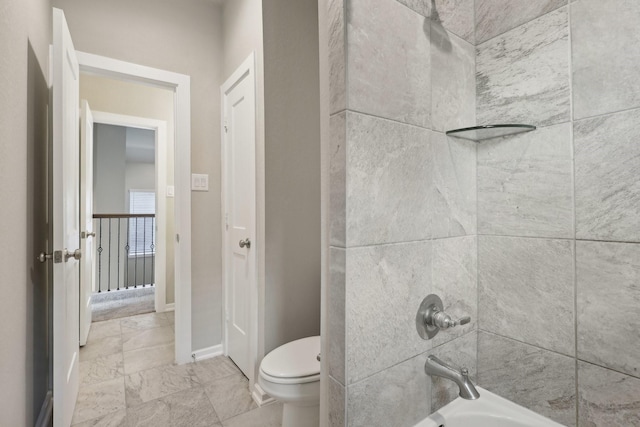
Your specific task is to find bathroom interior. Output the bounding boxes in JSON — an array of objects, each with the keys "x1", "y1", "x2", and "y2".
[{"x1": 325, "y1": 0, "x2": 640, "y2": 426}]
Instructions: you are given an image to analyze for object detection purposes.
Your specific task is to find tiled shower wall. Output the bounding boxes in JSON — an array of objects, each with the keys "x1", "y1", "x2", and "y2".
[
  {"x1": 327, "y1": 0, "x2": 478, "y2": 425},
  {"x1": 475, "y1": 1, "x2": 640, "y2": 426}
]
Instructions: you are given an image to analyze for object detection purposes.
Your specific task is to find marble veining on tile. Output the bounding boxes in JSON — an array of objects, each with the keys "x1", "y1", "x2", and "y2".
[
  {"x1": 122, "y1": 325, "x2": 174, "y2": 352},
  {"x1": 478, "y1": 236, "x2": 574, "y2": 356},
  {"x1": 191, "y1": 355, "x2": 238, "y2": 384},
  {"x1": 347, "y1": 353, "x2": 430, "y2": 427},
  {"x1": 574, "y1": 109, "x2": 640, "y2": 242},
  {"x1": 572, "y1": 0, "x2": 640, "y2": 119},
  {"x1": 432, "y1": 133, "x2": 476, "y2": 238},
  {"x1": 346, "y1": 241, "x2": 432, "y2": 384},
  {"x1": 80, "y1": 335, "x2": 123, "y2": 362},
  {"x1": 477, "y1": 332, "x2": 576, "y2": 426},
  {"x1": 430, "y1": 331, "x2": 477, "y2": 411},
  {"x1": 578, "y1": 361, "x2": 640, "y2": 426},
  {"x1": 431, "y1": 236, "x2": 477, "y2": 347},
  {"x1": 576, "y1": 241, "x2": 640, "y2": 378},
  {"x1": 204, "y1": 372, "x2": 257, "y2": 421},
  {"x1": 477, "y1": 123, "x2": 573, "y2": 238},
  {"x1": 475, "y1": 0, "x2": 567, "y2": 44},
  {"x1": 345, "y1": 113, "x2": 432, "y2": 246},
  {"x1": 347, "y1": 0, "x2": 431, "y2": 128},
  {"x1": 80, "y1": 352, "x2": 125, "y2": 386},
  {"x1": 87, "y1": 319, "x2": 122, "y2": 342},
  {"x1": 125, "y1": 363, "x2": 200, "y2": 407},
  {"x1": 72, "y1": 377, "x2": 127, "y2": 425},
  {"x1": 476, "y1": 7, "x2": 570, "y2": 127},
  {"x1": 431, "y1": 27, "x2": 475, "y2": 133},
  {"x1": 123, "y1": 343, "x2": 175, "y2": 375}
]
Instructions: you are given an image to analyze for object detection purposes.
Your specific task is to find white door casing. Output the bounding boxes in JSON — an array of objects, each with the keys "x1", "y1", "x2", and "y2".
[
  {"x1": 79, "y1": 100, "x2": 94, "y2": 347},
  {"x1": 52, "y1": 8, "x2": 81, "y2": 426},
  {"x1": 222, "y1": 53, "x2": 257, "y2": 381}
]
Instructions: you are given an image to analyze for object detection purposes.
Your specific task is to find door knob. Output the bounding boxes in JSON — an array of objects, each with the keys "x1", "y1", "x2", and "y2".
[
  {"x1": 64, "y1": 249, "x2": 82, "y2": 262},
  {"x1": 239, "y1": 238, "x2": 251, "y2": 249}
]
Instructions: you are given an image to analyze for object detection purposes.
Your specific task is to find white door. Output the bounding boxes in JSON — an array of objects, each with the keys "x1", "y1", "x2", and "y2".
[
  {"x1": 79, "y1": 100, "x2": 95, "y2": 346},
  {"x1": 222, "y1": 54, "x2": 256, "y2": 379},
  {"x1": 52, "y1": 8, "x2": 81, "y2": 426}
]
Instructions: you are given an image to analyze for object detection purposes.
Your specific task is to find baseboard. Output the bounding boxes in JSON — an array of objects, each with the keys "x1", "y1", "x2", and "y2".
[
  {"x1": 35, "y1": 391, "x2": 52, "y2": 427},
  {"x1": 164, "y1": 303, "x2": 175, "y2": 312},
  {"x1": 190, "y1": 344, "x2": 223, "y2": 362},
  {"x1": 252, "y1": 383, "x2": 275, "y2": 407}
]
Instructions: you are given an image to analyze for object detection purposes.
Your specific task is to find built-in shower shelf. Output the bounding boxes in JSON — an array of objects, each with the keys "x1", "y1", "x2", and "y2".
[{"x1": 445, "y1": 124, "x2": 536, "y2": 141}]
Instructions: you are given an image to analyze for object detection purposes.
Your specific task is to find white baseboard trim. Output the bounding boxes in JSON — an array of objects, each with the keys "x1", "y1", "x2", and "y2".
[
  {"x1": 35, "y1": 391, "x2": 52, "y2": 427},
  {"x1": 252, "y1": 383, "x2": 275, "y2": 407},
  {"x1": 190, "y1": 344, "x2": 223, "y2": 362},
  {"x1": 164, "y1": 303, "x2": 175, "y2": 312}
]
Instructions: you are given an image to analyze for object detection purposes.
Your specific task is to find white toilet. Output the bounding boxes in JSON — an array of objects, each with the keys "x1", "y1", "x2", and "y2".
[{"x1": 259, "y1": 336, "x2": 321, "y2": 427}]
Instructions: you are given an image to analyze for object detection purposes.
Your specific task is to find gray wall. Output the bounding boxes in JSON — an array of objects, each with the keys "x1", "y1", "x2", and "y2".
[
  {"x1": 0, "y1": 0, "x2": 52, "y2": 425},
  {"x1": 53, "y1": 0, "x2": 225, "y2": 350},
  {"x1": 263, "y1": 0, "x2": 322, "y2": 354},
  {"x1": 475, "y1": 1, "x2": 640, "y2": 425},
  {"x1": 327, "y1": 0, "x2": 477, "y2": 425},
  {"x1": 94, "y1": 124, "x2": 127, "y2": 213}
]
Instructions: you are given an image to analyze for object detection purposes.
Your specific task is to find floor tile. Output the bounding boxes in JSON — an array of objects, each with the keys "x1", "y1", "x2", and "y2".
[
  {"x1": 71, "y1": 409, "x2": 127, "y2": 426},
  {"x1": 80, "y1": 352, "x2": 125, "y2": 386},
  {"x1": 72, "y1": 377, "x2": 126, "y2": 425},
  {"x1": 80, "y1": 335, "x2": 123, "y2": 362},
  {"x1": 192, "y1": 356, "x2": 239, "y2": 384},
  {"x1": 221, "y1": 402, "x2": 283, "y2": 427},
  {"x1": 125, "y1": 387, "x2": 219, "y2": 427},
  {"x1": 123, "y1": 326, "x2": 174, "y2": 352},
  {"x1": 123, "y1": 343, "x2": 175, "y2": 375},
  {"x1": 87, "y1": 319, "x2": 122, "y2": 342},
  {"x1": 125, "y1": 363, "x2": 200, "y2": 407},
  {"x1": 204, "y1": 373, "x2": 257, "y2": 421},
  {"x1": 121, "y1": 312, "x2": 168, "y2": 334}
]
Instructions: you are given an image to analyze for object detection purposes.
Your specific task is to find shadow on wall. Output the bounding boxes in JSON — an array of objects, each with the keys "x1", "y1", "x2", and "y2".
[
  {"x1": 26, "y1": 41, "x2": 51, "y2": 424},
  {"x1": 430, "y1": 0, "x2": 452, "y2": 53}
]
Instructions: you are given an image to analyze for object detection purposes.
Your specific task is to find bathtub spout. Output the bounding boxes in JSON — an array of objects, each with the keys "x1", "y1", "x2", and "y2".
[{"x1": 424, "y1": 355, "x2": 480, "y2": 400}]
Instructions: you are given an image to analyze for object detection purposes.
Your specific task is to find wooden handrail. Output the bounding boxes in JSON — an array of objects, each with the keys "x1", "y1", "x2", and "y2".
[{"x1": 93, "y1": 213, "x2": 155, "y2": 219}]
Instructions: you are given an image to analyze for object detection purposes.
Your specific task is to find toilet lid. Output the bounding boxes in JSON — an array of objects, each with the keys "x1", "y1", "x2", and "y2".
[{"x1": 261, "y1": 336, "x2": 320, "y2": 379}]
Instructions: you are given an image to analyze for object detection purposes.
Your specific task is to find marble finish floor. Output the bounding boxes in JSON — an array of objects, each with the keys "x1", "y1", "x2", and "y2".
[
  {"x1": 91, "y1": 287, "x2": 155, "y2": 322},
  {"x1": 73, "y1": 311, "x2": 283, "y2": 426}
]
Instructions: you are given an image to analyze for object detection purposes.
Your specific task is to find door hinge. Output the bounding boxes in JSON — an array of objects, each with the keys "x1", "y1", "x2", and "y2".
[
  {"x1": 224, "y1": 118, "x2": 228, "y2": 134},
  {"x1": 225, "y1": 213, "x2": 229, "y2": 230},
  {"x1": 53, "y1": 250, "x2": 63, "y2": 263}
]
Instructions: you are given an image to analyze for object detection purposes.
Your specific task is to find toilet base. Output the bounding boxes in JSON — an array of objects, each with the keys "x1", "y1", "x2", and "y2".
[{"x1": 282, "y1": 402, "x2": 319, "y2": 427}]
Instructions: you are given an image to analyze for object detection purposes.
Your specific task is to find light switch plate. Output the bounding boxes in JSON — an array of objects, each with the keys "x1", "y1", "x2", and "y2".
[
  {"x1": 166, "y1": 185, "x2": 175, "y2": 197},
  {"x1": 191, "y1": 174, "x2": 209, "y2": 191}
]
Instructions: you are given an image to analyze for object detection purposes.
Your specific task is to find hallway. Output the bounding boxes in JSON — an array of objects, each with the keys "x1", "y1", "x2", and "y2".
[{"x1": 72, "y1": 311, "x2": 282, "y2": 426}]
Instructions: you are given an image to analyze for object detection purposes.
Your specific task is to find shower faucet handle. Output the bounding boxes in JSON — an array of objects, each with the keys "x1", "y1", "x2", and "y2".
[
  {"x1": 452, "y1": 316, "x2": 471, "y2": 327},
  {"x1": 416, "y1": 294, "x2": 472, "y2": 340}
]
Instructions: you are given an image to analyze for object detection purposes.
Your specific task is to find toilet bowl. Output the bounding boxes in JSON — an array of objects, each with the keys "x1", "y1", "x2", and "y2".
[{"x1": 259, "y1": 336, "x2": 321, "y2": 427}]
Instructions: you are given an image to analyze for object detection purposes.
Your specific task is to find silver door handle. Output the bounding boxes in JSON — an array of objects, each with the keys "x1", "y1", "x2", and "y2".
[
  {"x1": 37, "y1": 252, "x2": 52, "y2": 263},
  {"x1": 239, "y1": 238, "x2": 251, "y2": 249},
  {"x1": 64, "y1": 249, "x2": 82, "y2": 262}
]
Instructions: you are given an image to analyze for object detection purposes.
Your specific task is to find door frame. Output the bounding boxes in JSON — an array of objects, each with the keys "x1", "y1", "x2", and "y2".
[
  {"x1": 90, "y1": 110, "x2": 168, "y2": 314},
  {"x1": 77, "y1": 51, "x2": 193, "y2": 364},
  {"x1": 221, "y1": 52, "x2": 259, "y2": 388}
]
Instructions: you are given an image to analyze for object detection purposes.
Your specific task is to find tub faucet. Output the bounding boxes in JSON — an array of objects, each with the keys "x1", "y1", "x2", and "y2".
[{"x1": 424, "y1": 355, "x2": 479, "y2": 400}]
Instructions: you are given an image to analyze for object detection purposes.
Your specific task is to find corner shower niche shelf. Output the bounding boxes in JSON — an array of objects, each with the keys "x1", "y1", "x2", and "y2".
[{"x1": 445, "y1": 124, "x2": 536, "y2": 141}]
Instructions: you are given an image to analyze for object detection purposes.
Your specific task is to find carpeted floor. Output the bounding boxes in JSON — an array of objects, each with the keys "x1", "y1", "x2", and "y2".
[{"x1": 91, "y1": 286, "x2": 155, "y2": 322}]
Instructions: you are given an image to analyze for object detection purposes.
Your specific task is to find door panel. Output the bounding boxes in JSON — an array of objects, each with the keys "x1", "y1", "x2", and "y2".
[
  {"x1": 52, "y1": 8, "x2": 81, "y2": 426},
  {"x1": 79, "y1": 100, "x2": 94, "y2": 346},
  {"x1": 223, "y1": 62, "x2": 256, "y2": 379}
]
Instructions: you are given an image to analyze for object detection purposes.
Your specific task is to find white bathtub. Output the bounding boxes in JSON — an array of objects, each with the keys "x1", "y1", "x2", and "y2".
[{"x1": 415, "y1": 387, "x2": 565, "y2": 427}]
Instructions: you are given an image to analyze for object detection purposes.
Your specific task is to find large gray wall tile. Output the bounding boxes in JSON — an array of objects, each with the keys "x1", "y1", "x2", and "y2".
[
  {"x1": 347, "y1": 353, "x2": 430, "y2": 427},
  {"x1": 330, "y1": 112, "x2": 346, "y2": 247},
  {"x1": 433, "y1": 133, "x2": 476, "y2": 238},
  {"x1": 346, "y1": 113, "x2": 431, "y2": 246},
  {"x1": 477, "y1": 332, "x2": 577, "y2": 426},
  {"x1": 575, "y1": 109, "x2": 640, "y2": 242},
  {"x1": 396, "y1": 0, "x2": 475, "y2": 44},
  {"x1": 572, "y1": 0, "x2": 640, "y2": 119},
  {"x1": 347, "y1": 0, "x2": 431, "y2": 127},
  {"x1": 476, "y1": 7, "x2": 570, "y2": 127},
  {"x1": 478, "y1": 236, "x2": 574, "y2": 356},
  {"x1": 576, "y1": 241, "x2": 640, "y2": 378},
  {"x1": 478, "y1": 123, "x2": 573, "y2": 238},
  {"x1": 329, "y1": 376, "x2": 346, "y2": 427},
  {"x1": 431, "y1": 27, "x2": 475, "y2": 133},
  {"x1": 430, "y1": 332, "x2": 477, "y2": 410},
  {"x1": 431, "y1": 236, "x2": 477, "y2": 347},
  {"x1": 328, "y1": 248, "x2": 346, "y2": 385},
  {"x1": 346, "y1": 241, "x2": 432, "y2": 383},
  {"x1": 475, "y1": 0, "x2": 567, "y2": 44},
  {"x1": 328, "y1": 0, "x2": 346, "y2": 114},
  {"x1": 578, "y1": 361, "x2": 640, "y2": 426}
]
